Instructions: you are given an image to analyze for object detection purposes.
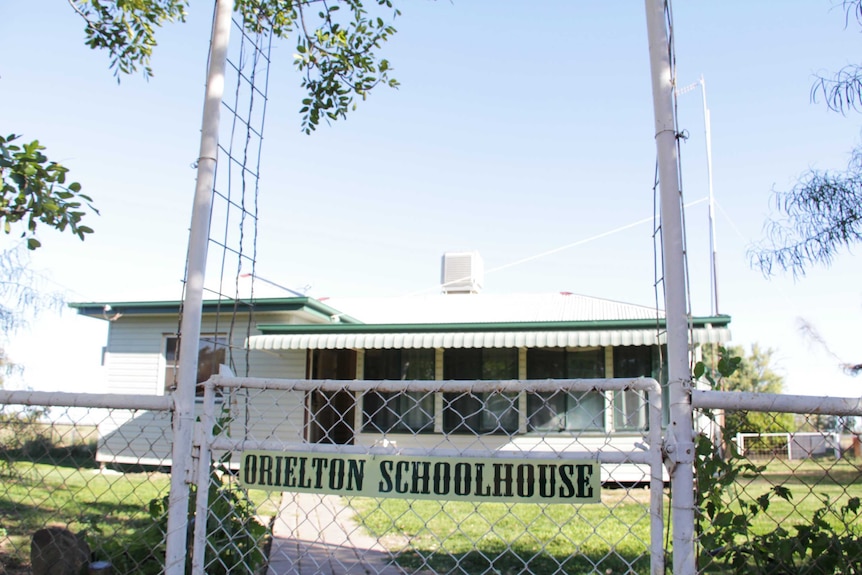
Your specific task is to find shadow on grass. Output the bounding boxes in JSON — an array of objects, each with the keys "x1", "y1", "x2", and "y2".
[
  {"x1": 0, "y1": 441, "x2": 99, "y2": 469},
  {"x1": 391, "y1": 541, "x2": 649, "y2": 575}
]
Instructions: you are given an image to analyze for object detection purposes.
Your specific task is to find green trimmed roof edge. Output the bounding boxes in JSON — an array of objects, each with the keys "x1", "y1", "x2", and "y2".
[
  {"x1": 256, "y1": 315, "x2": 731, "y2": 334},
  {"x1": 68, "y1": 297, "x2": 362, "y2": 324}
]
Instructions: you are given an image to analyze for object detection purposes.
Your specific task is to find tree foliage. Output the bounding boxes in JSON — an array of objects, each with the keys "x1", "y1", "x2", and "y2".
[
  {"x1": 699, "y1": 345, "x2": 795, "y2": 437},
  {"x1": 751, "y1": 0, "x2": 862, "y2": 276},
  {"x1": 68, "y1": 0, "x2": 401, "y2": 134},
  {"x1": 751, "y1": 150, "x2": 862, "y2": 277},
  {"x1": 0, "y1": 135, "x2": 98, "y2": 250},
  {"x1": 67, "y1": 0, "x2": 188, "y2": 79}
]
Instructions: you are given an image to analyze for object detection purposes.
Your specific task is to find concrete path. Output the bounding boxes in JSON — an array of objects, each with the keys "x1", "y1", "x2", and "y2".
[{"x1": 267, "y1": 493, "x2": 405, "y2": 575}]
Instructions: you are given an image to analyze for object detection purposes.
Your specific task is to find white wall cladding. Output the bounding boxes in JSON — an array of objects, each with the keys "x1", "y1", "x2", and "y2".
[
  {"x1": 98, "y1": 313, "x2": 308, "y2": 465},
  {"x1": 106, "y1": 318, "x2": 172, "y2": 395},
  {"x1": 229, "y1": 350, "x2": 307, "y2": 444}
]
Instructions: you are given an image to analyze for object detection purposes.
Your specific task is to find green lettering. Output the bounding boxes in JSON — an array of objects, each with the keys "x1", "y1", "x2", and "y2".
[
  {"x1": 298, "y1": 456, "x2": 311, "y2": 488},
  {"x1": 378, "y1": 460, "x2": 394, "y2": 493},
  {"x1": 243, "y1": 453, "x2": 258, "y2": 485},
  {"x1": 259, "y1": 455, "x2": 273, "y2": 486},
  {"x1": 576, "y1": 464, "x2": 594, "y2": 499},
  {"x1": 347, "y1": 459, "x2": 365, "y2": 492},
  {"x1": 454, "y1": 462, "x2": 472, "y2": 496},
  {"x1": 516, "y1": 464, "x2": 534, "y2": 498},
  {"x1": 329, "y1": 458, "x2": 345, "y2": 490},
  {"x1": 474, "y1": 462, "x2": 491, "y2": 497},
  {"x1": 538, "y1": 464, "x2": 556, "y2": 498},
  {"x1": 312, "y1": 457, "x2": 328, "y2": 489},
  {"x1": 284, "y1": 456, "x2": 297, "y2": 488},
  {"x1": 559, "y1": 464, "x2": 575, "y2": 498},
  {"x1": 395, "y1": 461, "x2": 410, "y2": 494},
  {"x1": 411, "y1": 461, "x2": 431, "y2": 495},
  {"x1": 433, "y1": 462, "x2": 450, "y2": 495},
  {"x1": 493, "y1": 463, "x2": 514, "y2": 497}
]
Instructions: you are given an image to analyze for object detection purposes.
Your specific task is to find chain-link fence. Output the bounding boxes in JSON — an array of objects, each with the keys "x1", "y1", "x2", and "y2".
[
  {"x1": 693, "y1": 390, "x2": 862, "y2": 575},
  {"x1": 196, "y1": 376, "x2": 666, "y2": 575},
  {"x1": 5, "y1": 382, "x2": 862, "y2": 575},
  {"x1": 0, "y1": 392, "x2": 174, "y2": 575}
]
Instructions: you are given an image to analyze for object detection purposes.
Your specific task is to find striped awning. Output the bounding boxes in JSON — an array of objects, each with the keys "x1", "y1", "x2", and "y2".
[{"x1": 247, "y1": 327, "x2": 730, "y2": 351}]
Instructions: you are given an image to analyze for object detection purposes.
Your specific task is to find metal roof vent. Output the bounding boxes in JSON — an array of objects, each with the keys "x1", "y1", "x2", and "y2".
[{"x1": 441, "y1": 251, "x2": 483, "y2": 294}]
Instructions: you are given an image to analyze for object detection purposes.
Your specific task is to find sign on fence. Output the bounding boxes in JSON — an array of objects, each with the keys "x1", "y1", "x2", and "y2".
[{"x1": 241, "y1": 451, "x2": 601, "y2": 503}]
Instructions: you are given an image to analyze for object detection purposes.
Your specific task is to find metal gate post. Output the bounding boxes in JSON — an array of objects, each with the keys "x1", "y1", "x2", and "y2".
[
  {"x1": 165, "y1": 0, "x2": 234, "y2": 572},
  {"x1": 643, "y1": 1, "x2": 696, "y2": 574}
]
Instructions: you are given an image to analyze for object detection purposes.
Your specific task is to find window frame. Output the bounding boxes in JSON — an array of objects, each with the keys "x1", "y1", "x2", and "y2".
[
  {"x1": 361, "y1": 348, "x2": 437, "y2": 434},
  {"x1": 526, "y1": 347, "x2": 607, "y2": 432},
  {"x1": 442, "y1": 348, "x2": 520, "y2": 435},
  {"x1": 163, "y1": 333, "x2": 228, "y2": 396},
  {"x1": 611, "y1": 345, "x2": 656, "y2": 431}
]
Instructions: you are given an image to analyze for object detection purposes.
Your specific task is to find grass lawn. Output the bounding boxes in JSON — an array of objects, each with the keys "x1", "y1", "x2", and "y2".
[
  {"x1": 351, "y1": 486, "x2": 657, "y2": 575},
  {"x1": 0, "y1": 450, "x2": 171, "y2": 573},
  {"x1": 723, "y1": 457, "x2": 862, "y2": 533},
  {"x1": 1, "y1": 444, "x2": 277, "y2": 575},
  {"x1": 350, "y1": 458, "x2": 862, "y2": 575}
]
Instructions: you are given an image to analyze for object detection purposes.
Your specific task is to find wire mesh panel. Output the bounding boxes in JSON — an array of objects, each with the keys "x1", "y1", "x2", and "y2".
[
  {"x1": 197, "y1": 377, "x2": 666, "y2": 575},
  {"x1": 0, "y1": 399, "x2": 173, "y2": 575},
  {"x1": 693, "y1": 395, "x2": 862, "y2": 575}
]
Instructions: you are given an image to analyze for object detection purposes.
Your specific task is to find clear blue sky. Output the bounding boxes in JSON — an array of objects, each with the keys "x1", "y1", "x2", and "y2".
[{"x1": 2, "y1": 1, "x2": 860, "y2": 396}]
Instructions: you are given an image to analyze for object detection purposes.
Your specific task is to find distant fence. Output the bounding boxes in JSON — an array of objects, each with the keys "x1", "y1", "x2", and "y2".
[{"x1": 735, "y1": 431, "x2": 842, "y2": 460}]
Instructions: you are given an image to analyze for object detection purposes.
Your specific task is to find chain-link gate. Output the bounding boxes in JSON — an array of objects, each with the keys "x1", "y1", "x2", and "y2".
[
  {"x1": 195, "y1": 375, "x2": 666, "y2": 575},
  {"x1": 692, "y1": 390, "x2": 862, "y2": 574}
]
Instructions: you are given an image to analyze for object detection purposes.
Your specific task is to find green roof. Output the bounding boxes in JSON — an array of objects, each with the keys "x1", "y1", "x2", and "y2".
[{"x1": 69, "y1": 297, "x2": 362, "y2": 324}]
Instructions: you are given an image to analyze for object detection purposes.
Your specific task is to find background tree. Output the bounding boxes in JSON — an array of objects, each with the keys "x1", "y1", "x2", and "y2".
[
  {"x1": 751, "y1": 1, "x2": 862, "y2": 277},
  {"x1": 700, "y1": 344, "x2": 796, "y2": 439},
  {"x1": 750, "y1": 0, "x2": 862, "y2": 377},
  {"x1": 0, "y1": 245, "x2": 65, "y2": 388}
]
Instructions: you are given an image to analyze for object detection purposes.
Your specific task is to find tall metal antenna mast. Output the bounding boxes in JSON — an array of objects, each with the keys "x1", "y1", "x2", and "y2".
[{"x1": 678, "y1": 75, "x2": 720, "y2": 315}]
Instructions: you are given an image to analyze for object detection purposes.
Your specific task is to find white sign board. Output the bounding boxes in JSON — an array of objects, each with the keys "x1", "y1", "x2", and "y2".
[{"x1": 240, "y1": 451, "x2": 600, "y2": 504}]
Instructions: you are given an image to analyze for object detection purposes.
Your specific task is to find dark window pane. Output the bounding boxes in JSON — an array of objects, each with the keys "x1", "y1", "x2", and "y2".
[
  {"x1": 443, "y1": 348, "x2": 518, "y2": 434},
  {"x1": 362, "y1": 349, "x2": 435, "y2": 433},
  {"x1": 612, "y1": 346, "x2": 653, "y2": 430},
  {"x1": 526, "y1": 348, "x2": 605, "y2": 431},
  {"x1": 164, "y1": 335, "x2": 227, "y2": 395}
]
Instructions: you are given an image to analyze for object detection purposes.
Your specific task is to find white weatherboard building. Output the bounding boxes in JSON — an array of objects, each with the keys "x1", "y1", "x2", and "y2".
[{"x1": 71, "y1": 257, "x2": 731, "y2": 483}]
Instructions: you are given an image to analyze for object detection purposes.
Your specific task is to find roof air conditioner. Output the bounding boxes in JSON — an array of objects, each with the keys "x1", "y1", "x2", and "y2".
[{"x1": 441, "y1": 251, "x2": 483, "y2": 294}]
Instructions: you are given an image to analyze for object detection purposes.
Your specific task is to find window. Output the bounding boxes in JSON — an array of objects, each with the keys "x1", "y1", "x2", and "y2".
[
  {"x1": 362, "y1": 349, "x2": 436, "y2": 434},
  {"x1": 526, "y1": 348, "x2": 606, "y2": 431},
  {"x1": 309, "y1": 350, "x2": 357, "y2": 445},
  {"x1": 612, "y1": 346, "x2": 655, "y2": 430},
  {"x1": 443, "y1": 348, "x2": 519, "y2": 434},
  {"x1": 164, "y1": 334, "x2": 228, "y2": 395}
]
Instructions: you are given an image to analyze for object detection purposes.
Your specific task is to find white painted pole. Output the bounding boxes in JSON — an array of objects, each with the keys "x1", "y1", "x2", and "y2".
[
  {"x1": 648, "y1": 382, "x2": 665, "y2": 575},
  {"x1": 700, "y1": 75, "x2": 719, "y2": 316},
  {"x1": 692, "y1": 389, "x2": 862, "y2": 416},
  {"x1": 643, "y1": 2, "x2": 696, "y2": 574},
  {"x1": 192, "y1": 380, "x2": 218, "y2": 575},
  {"x1": 164, "y1": 1, "x2": 233, "y2": 573}
]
